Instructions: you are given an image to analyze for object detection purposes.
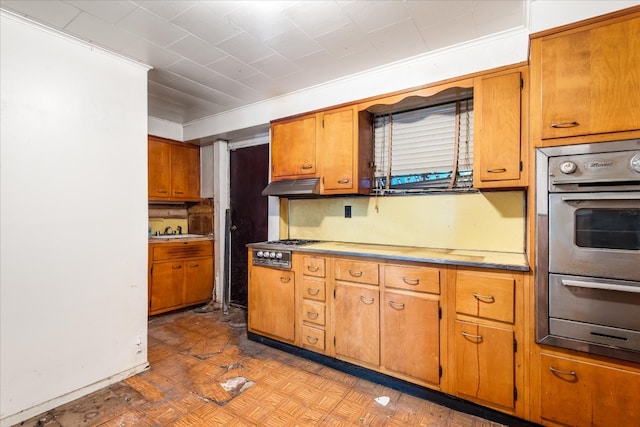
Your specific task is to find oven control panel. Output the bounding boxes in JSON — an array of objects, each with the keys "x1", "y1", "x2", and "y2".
[{"x1": 252, "y1": 249, "x2": 292, "y2": 269}]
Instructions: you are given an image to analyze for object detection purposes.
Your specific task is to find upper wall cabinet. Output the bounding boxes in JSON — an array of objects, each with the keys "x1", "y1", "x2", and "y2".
[
  {"x1": 473, "y1": 66, "x2": 528, "y2": 189},
  {"x1": 530, "y1": 9, "x2": 640, "y2": 146},
  {"x1": 148, "y1": 136, "x2": 200, "y2": 202},
  {"x1": 317, "y1": 105, "x2": 373, "y2": 195},
  {"x1": 271, "y1": 113, "x2": 317, "y2": 180}
]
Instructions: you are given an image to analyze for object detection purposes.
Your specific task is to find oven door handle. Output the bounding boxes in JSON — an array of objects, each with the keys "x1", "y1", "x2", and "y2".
[
  {"x1": 561, "y1": 279, "x2": 640, "y2": 294},
  {"x1": 560, "y1": 194, "x2": 640, "y2": 201}
]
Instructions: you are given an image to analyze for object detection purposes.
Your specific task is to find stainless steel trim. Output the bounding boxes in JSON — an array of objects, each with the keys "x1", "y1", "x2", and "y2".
[
  {"x1": 560, "y1": 194, "x2": 640, "y2": 201},
  {"x1": 561, "y1": 279, "x2": 640, "y2": 294}
]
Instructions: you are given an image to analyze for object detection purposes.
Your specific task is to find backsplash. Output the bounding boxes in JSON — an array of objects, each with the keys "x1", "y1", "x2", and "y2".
[
  {"x1": 149, "y1": 218, "x2": 188, "y2": 236},
  {"x1": 284, "y1": 191, "x2": 525, "y2": 253}
]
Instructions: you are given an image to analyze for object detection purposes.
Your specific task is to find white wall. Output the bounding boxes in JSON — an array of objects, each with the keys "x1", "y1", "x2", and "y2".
[{"x1": 0, "y1": 12, "x2": 150, "y2": 426}]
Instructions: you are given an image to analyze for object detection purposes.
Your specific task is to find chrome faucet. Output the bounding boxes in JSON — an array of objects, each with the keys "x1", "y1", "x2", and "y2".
[{"x1": 163, "y1": 226, "x2": 173, "y2": 235}]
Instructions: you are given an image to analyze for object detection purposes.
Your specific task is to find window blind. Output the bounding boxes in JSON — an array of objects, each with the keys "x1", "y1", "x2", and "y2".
[{"x1": 373, "y1": 98, "x2": 474, "y2": 193}]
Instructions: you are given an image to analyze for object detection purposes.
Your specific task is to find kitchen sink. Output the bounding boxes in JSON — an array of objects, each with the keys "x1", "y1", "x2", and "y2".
[{"x1": 149, "y1": 234, "x2": 206, "y2": 240}]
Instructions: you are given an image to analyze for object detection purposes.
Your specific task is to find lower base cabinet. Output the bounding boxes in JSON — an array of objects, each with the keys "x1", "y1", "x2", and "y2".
[
  {"x1": 540, "y1": 354, "x2": 640, "y2": 426},
  {"x1": 248, "y1": 265, "x2": 296, "y2": 343}
]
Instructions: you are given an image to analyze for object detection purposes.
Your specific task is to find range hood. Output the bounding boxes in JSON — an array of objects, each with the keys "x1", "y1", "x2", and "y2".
[{"x1": 261, "y1": 178, "x2": 320, "y2": 197}]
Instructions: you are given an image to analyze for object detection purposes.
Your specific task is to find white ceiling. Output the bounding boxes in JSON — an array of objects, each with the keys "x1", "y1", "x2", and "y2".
[{"x1": 0, "y1": 0, "x2": 526, "y2": 124}]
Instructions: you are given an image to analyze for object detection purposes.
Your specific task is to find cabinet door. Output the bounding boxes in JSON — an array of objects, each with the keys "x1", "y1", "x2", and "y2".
[
  {"x1": 271, "y1": 115, "x2": 316, "y2": 180},
  {"x1": 334, "y1": 283, "x2": 380, "y2": 366},
  {"x1": 150, "y1": 261, "x2": 184, "y2": 313},
  {"x1": 148, "y1": 138, "x2": 171, "y2": 199},
  {"x1": 538, "y1": 15, "x2": 640, "y2": 139},
  {"x1": 541, "y1": 354, "x2": 640, "y2": 426},
  {"x1": 383, "y1": 292, "x2": 440, "y2": 384},
  {"x1": 248, "y1": 266, "x2": 295, "y2": 343},
  {"x1": 319, "y1": 107, "x2": 356, "y2": 193},
  {"x1": 473, "y1": 70, "x2": 524, "y2": 188},
  {"x1": 183, "y1": 257, "x2": 214, "y2": 305},
  {"x1": 455, "y1": 321, "x2": 515, "y2": 409},
  {"x1": 171, "y1": 144, "x2": 200, "y2": 200}
]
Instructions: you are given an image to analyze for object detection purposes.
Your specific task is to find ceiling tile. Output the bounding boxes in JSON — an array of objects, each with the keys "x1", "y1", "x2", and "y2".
[
  {"x1": 207, "y1": 56, "x2": 259, "y2": 81},
  {"x1": 342, "y1": 0, "x2": 410, "y2": 32},
  {"x1": 315, "y1": 22, "x2": 373, "y2": 58},
  {"x1": 1, "y1": 0, "x2": 80, "y2": 29},
  {"x1": 64, "y1": 1, "x2": 137, "y2": 24},
  {"x1": 148, "y1": 68, "x2": 180, "y2": 85},
  {"x1": 163, "y1": 76, "x2": 243, "y2": 108},
  {"x1": 418, "y1": 12, "x2": 478, "y2": 52},
  {"x1": 137, "y1": 0, "x2": 197, "y2": 21},
  {"x1": 367, "y1": 18, "x2": 429, "y2": 62},
  {"x1": 237, "y1": 72, "x2": 285, "y2": 96},
  {"x1": 226, "y1": 2, "x2": 295, "y2": 40},
  {"x1": 265, "y1": 27, "x2": 323, "y2": 61},
  {"x1": 117, "y1": 6, "x2": 188, "y2": 47},
  {"x1": 284, "y1": 1, "x2": 351, "y2": 38},
  {"x1": 216, "y1": 31, "x2": 275, "y2": 64},
  {"x1": 166, "y1": 35, "x2": 226, "y2": 65},
  {"x1": 408, "y1": 0, "x2": 473, "y2": 29},
  {"x1": 251, "y1": 54, "x2": 301, "y2": 80},
  {"x1": 170, "y1": 3, "x2": 241, "y2": 45}
]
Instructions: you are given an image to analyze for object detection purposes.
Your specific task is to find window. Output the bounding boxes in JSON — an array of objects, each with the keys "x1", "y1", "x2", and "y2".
[{"x1": 372, "y1": 98, "x2": 474, "y2": 194}]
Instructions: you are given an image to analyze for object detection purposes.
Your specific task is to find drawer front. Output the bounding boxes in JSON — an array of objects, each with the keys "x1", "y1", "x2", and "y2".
[
  {"x1": 302, "y1": 300, "x2": 326, "y2": 326},
  {"x1": 456, "y1": 271, "x2": 515, "y2": 323},
  {"x1": 302, "y1": 256, "x2": 326, "y2": 278},
  {"x1": 334, "y1": 259, "x2": 379, "y2": 285},
  {"x1": 301, "y1": 325, "x2": 325, "y2": 352},
  {"x1": 153, "y1": 242, "x2": 213, "y2": 260},
  {"x1": 302, "y1": 279, "x2": 326, "y2": 302},
  {"x1": 384, "y1": 264, "x2": 440, "y2": 294}
]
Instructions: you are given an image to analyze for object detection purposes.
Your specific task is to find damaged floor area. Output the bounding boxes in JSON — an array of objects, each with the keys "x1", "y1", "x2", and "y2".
[{"x1": 17, "y1": 307, "x2": 504, "y2": 426}]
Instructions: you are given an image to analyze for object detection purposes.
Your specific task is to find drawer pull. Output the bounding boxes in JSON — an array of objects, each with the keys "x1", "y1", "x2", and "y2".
[
  {"x1": 189, "y1": 263, "x2": 199, "y2": 268},
  {"x1": 307, "y1": 265, "x2": 320, "y2": 272},
  {"x1": 549, "y1": 366, "x2": 577, "y2": 377},
  {"x1": 550, "y1": 121, "x2": 579, "y2": 128},
  {"x1": 349, "y1": 270, "x2": 363, "y2": 277},
  {"x1": 302, "y1": 163, "x2": 313, "y2": 170},
  {"x1": 174, "y1": 191, "x2": 184, "y2": 194},
  {"x1": 402, "y1": 277, "x2": 420, "y2": 286},
  {"x1": 156, "y1": 189, "x2": 168, "y2": 194},
  {"x1": 388, "y1": 301, "x2": 405, "y2": 310},
  {"x1": 307, "y1": 288, "x2": 320, "y2": 296},
  {"x1": 280, "y1": 276, "x2": 291, "y2": 283},
  {"x1": 360, "y1": 296, "x2": 375, "y2": 305},
  {"x1": 172, "y1": 265, "x2": 182, "y2": 270},
  {"x1": 338, "y1": 178, "x2": 350, "y2": 184},
  {"x1": 306, "y1": 336, "x2": 319, "y2": 344},
  {"x1": 461, "y1": 331, "x2": 483, "y2": 340},
  {"x1": 486, "y1": 168, "x2": 507, "y2": 173},
  {"x1": 472, "y1": 293, "x2": 495, "y2": 302},
  {"x1": 306, "y1": 311, "x2": 319, "y2": 319}
]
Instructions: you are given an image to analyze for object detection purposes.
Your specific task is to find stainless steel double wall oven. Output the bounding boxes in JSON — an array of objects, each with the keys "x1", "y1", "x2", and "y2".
[{"x1": 536, "y1": 139, "x2": 640, "y2": 363}]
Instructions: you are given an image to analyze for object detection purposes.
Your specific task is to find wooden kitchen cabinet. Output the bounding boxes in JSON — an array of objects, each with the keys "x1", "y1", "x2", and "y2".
[
  {"x1": 317, "y1": 105, "x2": 374, "y2": 195},
  {"x1": 473, "y1": 67, "x2": 528, "y2": 188},
  {"x1": 270, "y1": 113, "x2": 317, "y2": 180},
  {"x1": 148, "y1": 136, "x2": 200, "y2": 201},
  {"x1": 530, "y1": 9, "x2": 640, "y2": 146},
  {"x1": 539, "y1": 353, "x2": 640, "y2": 426},
  {"x1": 248, "y1": 264, "x2": 296, "y2": 343},
  {"x1": 149, "y1": 240, "x2": 214, "y2": 315}
]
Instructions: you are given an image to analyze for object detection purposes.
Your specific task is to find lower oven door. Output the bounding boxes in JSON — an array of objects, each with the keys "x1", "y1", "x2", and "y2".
[
  {"x1": 548, "y1": 192, "x2": 640, "y2": 281},
  {"x1": 549, "y1": 273, "x2": 640, "y2": 352}
]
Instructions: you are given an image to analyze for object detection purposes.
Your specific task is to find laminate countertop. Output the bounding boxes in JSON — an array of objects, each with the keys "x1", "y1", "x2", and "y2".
[
  {"x1": 276, "y1": 241, "x2": 529, "y2": 271},
  {"x1": 149, "y1": 235, "x2": 214, "y2": 243}
]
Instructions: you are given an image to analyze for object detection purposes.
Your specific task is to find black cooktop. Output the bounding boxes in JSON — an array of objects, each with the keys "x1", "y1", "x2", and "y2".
[{"x1": 264, "y1": 239, "x2": 321, "y2": 246}]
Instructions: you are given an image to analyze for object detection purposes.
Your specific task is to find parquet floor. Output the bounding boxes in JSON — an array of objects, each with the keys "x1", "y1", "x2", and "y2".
[{"x1": 18, "y1": 307, "x2": 505, "y2": 427}]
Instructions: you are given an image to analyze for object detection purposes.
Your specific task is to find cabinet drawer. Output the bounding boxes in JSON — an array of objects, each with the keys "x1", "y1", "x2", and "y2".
[
  {"x1": 302, "y1": 301, "x2": 325, "y2": 326},
  {"x1": 153, "y1": 242, "x2": 213, "y2": 260},
  {"x1": 455, "y1": 271, "x2": 515, "y2": 323},
  {"x1": 334, "y1": 259, "x2": 378, "y2": 285},
  {"x1": 301, "y1": 325, "x2": 325, "y2": 352},
  {"x1": 384, "y1": 264, "x2": 440, "y2": 294},
  {"x1": 302, "y1": 279, "x2": 326, "y2": 302},
  {"x1": 302, "y1": 256, "x2": 326, "y2": 278}
]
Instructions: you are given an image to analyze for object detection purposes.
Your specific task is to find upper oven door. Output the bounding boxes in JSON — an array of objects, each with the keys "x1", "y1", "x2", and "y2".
[{"x1": 549, "y1": 192, "x2": 640, "y2": 281}]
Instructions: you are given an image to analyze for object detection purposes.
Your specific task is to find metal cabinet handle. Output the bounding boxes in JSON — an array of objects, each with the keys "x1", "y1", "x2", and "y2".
[
  {"x1": 302, "y1": 163, "x2": 313, "y2": 169},
  {"x1": 461, "y1": 331, "x2": 483, "y2": 340},
  {"x1": 307, "y1": 265, "x2": 320, "y2": 272},
  {"x1": 549, "y1": 366, "x2": 577, "y2": 377},
  {"x1": 388, "y1": 301, "x2": 405, "y2": 310},
  {"x1": 280, "y1": 276, "x2": 291, "y2": 283},
  {"x1": 402, "y1": 277, "x2": 419, "y2": 285},
  {"x1": 306, "y1": 336, "x2": 319, "y2": 344},
  {"x1": 307, "y1": 288, "x2": 320, "y2": 296},
  {"x1": 306, "y1": 311, "x2": 319, "y2": 319},
  {"x1": 360, "y1": 296, "x2": 375, "y2": 304},
  {"x1": 349, "y1": 270, "x2": 363, "y2": 277},
  {"x1": 174, "y1": 191, "x2": 184, "y2": 194},
  {"x1": 550, "y1": 121, "x2": 579, "y2": 128},
  {"x1": 338, "y1": 178, "x2": 350, "y2": 184},
  {"x1": 486, "y1": 168, "x2": 507, "y2": 173},
  {"x1": 172, "y1": 265, "x2": 182, "y2": 269},
  {"x1": 189, "y1": 263, "x2": 199, "y2": 268},
  {"x1": 472, "y1": 293, "x2": 495, "y2": 302},
  {"x1": 156, "y1": 189, "x2": 168, "y2": 194}
]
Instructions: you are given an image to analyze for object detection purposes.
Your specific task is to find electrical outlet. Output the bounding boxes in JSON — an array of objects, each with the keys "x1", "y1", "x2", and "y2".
[{"x1": 344, "y1": 205, "x2": 352, "y2": 218}]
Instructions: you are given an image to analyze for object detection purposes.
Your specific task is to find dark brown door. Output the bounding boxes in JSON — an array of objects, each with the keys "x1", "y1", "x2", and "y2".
[{"x1": 229, "y1": 144, "x2": 269, "y2": 307}]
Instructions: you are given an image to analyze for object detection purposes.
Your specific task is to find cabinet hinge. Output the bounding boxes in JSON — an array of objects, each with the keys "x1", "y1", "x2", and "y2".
[
  {"x1": 519, "y1": 161, "x2": 523, "y2": 171},
  {"x1": 334, "y1": 336, "x2": 336, "y2": 346},
  {"x1": 520, "y1": 77, "x2": 524, "y2": 89},
  {"x1": 438, "y1": 307, "x2": 442, "y2": 319},
  {"x1": 514, "y1": 387, "x2": 518, "y2": 401},
  {"x1": 439, "y1": 365, "x2": 443, "y2": 378},
  {"x1": 334, "y1": 289, "x2": 336, "y2": 298},
  {"x1": 513, "y1": 338, "x2": 518, "y2": 353},
  {"x1": 149, "y1": 298, "x2": 152, "y2": 309},
  {"x1": 150, "y1": 267, "x2": 153, "y2": 276}
]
